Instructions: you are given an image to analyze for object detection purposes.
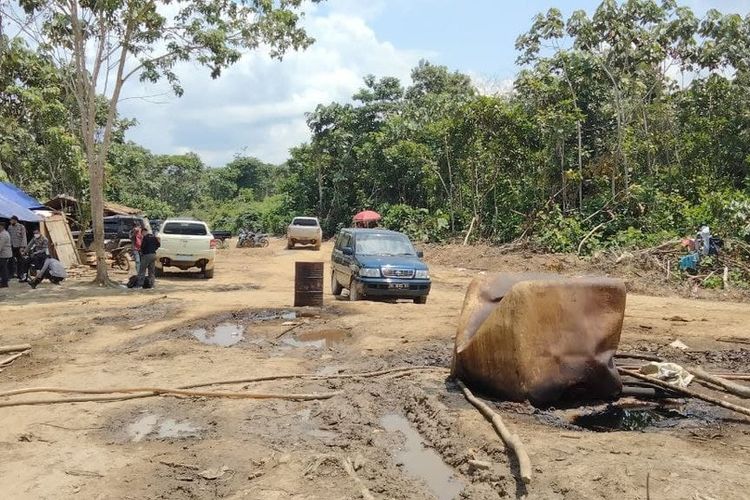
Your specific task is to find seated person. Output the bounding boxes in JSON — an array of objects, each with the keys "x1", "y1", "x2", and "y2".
[
  {"x1": 21, "y1": 230, "x2": 49, "y2": 281},
  {"x1": 29, "y1": 256, "x2": 67, "y2": 288}
]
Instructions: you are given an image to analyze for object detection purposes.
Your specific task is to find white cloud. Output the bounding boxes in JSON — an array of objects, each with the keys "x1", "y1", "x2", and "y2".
[{"x1": 119, "y1": 5, "x2": 427, "y2": 166}]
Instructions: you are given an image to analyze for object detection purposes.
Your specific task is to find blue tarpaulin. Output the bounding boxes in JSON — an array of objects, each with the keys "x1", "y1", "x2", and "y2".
[{"x1": 0, "y1": 182, "x2": 46, "y2": 222}]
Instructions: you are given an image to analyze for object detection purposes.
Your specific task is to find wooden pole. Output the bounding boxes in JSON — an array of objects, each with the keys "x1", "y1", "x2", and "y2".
[
  {"x1": 618, "y1": 368, "x2": 750, "y2": 419},
  {"x1": 0, "y1": 344, "x2": 32, "y2": 355},
  {"x1": 690, "y1": 367, "x2": 750, "y2": 399},
  {"x1": 463, "y1": 217, "x2": 476, "y2": 246},
  {"x1": 457, "y1": 379, "x2": 532, "y2": 484}
]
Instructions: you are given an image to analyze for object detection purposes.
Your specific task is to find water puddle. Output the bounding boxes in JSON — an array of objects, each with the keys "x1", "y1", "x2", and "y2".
[
  {"x1": 191, "y1": 323, "x2": 244, "y2": 346},
  {"x1": 127, "y1": 414, "x2": 200, "y2": 442},
  {"x1": 571, "y1": 406, "x2": 688, "y2": 432},
  {"x1": 380, "y1": 413, "x2": 464, "y2": 500},
  {"x1": 282, "y1": 329, "x2": 349, "y2": 349}
]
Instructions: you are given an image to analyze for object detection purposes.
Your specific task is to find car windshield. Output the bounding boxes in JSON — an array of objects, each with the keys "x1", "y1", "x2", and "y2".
[
  {"x1": 355, "y1": 233, "x2": 415, "y2": 256},
  {"x1": 293, "y1": 218, "x2": 318, "y2": 227},
  {"x1": 162, "y1": 222, "x2": 208, "y2": 236}
]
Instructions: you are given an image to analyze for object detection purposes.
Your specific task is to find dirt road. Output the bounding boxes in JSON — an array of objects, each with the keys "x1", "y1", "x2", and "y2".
[{"x1": 1, "y1": 240, "x2": 749, "y2": 499}]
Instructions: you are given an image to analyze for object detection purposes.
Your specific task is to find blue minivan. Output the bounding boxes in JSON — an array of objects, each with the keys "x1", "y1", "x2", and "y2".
[{"x1": 331, "y1": 228, "x2": 431, "y2": 304}]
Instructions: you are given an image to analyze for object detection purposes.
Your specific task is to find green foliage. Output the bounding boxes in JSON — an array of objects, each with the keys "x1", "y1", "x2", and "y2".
[
  {"x1": 4, "y1": 0, "x2": 750, "y2": 290},
  {"x1": 380, "y1": 205, "x2": 450, "y2": 243},
  {"x1": 532, "y1": 206, "x2": 584, "y2": 253},
  {"x1": 195, "y1": 194, "x2": 292, "y2": 235}
]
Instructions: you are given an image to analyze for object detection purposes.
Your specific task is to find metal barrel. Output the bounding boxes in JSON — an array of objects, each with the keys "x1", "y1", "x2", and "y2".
[{"x1": 294, "y1": 261, "x2": 324, "y2": 307}]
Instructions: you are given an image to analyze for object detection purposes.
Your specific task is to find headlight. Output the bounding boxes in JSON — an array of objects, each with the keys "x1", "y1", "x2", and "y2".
[
  {"x1": 415, "y1": 270, "x2": 430, "y2": 279},
  {"x1": 358, "y1": 267, "x2": 380, "y2": 278}
]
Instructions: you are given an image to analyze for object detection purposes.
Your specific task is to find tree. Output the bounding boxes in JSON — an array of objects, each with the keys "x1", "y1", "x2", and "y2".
[
  {"x1": 2, "y1": 0, "x2": 322, "y2": 284},
  {"x1": 0, "y1": 36, "x2": 85, "y2": 199}
]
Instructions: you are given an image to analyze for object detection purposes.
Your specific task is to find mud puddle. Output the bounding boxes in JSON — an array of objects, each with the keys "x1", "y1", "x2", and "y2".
[
  {"x1": 282, "y1": 329, "x2": 349, "y2": 349},
  {"x1": 127, "y1": 414, "x2": 200, "y2": 442},
  {"x1": 380, "y1": 413, "x2": 464, "y2": 500},
  {"x1": 190, "y1": 323, "x2": 244, "y2": 346}
]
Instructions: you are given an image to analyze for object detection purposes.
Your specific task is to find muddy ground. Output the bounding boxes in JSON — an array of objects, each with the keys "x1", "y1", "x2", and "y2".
[{"x1": 1, "y1": 240, "x2": 749, "y2": 500}]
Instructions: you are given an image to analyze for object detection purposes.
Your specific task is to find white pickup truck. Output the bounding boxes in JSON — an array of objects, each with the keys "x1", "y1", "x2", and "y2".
[
  {"x1": 155, "y1": 218, "x2": 217, "y2": 278},
  {"x1": 287, "y1": 217, "x2": 323, "y2": 250}
]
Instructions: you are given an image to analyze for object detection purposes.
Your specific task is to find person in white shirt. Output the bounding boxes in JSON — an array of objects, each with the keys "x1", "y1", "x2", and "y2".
[
  {"x1": 29, "y1": 256, "x2": 67, "y2": 289},
  {"x1": 0, "y1": 223, "x2": 11, "y2": 288}
]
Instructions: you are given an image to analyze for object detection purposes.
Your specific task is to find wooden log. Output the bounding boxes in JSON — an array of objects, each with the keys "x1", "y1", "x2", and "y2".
[
  {"x1": 616, "y1": 352, "x2": 662, "y2": 362},
  {"x1": 0, "y1": 344, "x2": 32, "y2": 355},
  {"x1": 457, "y1": 379, "x2": 532, "y2": 484},
  {"x1": 618, "y1": 368, "x2": 750, "y2": 419},
  {"x1": 690, "y1": 366, "x2": 750, "y2": 399},
  {"x1": 0, "y1": 351, "x2": 28, "y2": 367}
]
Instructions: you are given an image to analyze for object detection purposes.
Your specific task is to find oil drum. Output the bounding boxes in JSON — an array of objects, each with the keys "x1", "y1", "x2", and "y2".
[{"x1": 294, "y1": 262, "x2": 324, "y2": 307}]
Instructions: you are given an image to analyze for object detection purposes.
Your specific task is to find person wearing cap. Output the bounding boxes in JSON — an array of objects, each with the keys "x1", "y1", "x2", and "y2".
[
  {"x1": 29, "y1": 256, "x2": 67, "y2": 288},
  {"x1": 0, "y1": 222, "x2": 11, "y2": 288},
  {"x1": 8, "y1": 216, "x2": 27, "y2": 279}
]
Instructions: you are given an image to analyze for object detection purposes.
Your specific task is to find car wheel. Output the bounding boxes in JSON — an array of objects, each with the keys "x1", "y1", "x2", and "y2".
[
  {"x1": 287, "y1": 240, "x2": 294, "y2": 250},
  {"x1": 155, "y1": 266, "x2": 164, "y2": 278},
  {"x1": 314, "y1": 244, "x2": 321, "y2": 251},
  {"x1": 413, "y1": 296, "x2": 428, "y2": 305},
  {"x1": 331, "y1": 271, "x2": 343, "y2": 296},
  {"x1": 204, "y1": 268, "x2": 214, "y2": 279},
  {"x1": 348, "y1": 279, "x2": 360, "y2": 301}
]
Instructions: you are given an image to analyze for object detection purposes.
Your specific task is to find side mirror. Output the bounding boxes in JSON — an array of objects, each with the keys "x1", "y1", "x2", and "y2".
[
  {"x1": 342, "y1": 247, "x2": 354, "y2": 256},
  {"x1": 417, "y1": 250, "x2": 424, "y2": 258}
]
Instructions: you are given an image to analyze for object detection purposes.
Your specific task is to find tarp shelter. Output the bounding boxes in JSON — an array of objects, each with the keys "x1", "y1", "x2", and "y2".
[
  {"x1": 0, "y1": 183, "x2": 80, "y2": 266},
  {"x1": 0, "y1": 182, "x2": 45, "y2": 222}
]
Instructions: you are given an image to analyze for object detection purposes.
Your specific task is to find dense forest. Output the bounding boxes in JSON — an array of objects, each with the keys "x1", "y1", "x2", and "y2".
[{"x1": 2, "y1": 0, "x2": 750, "y2": 256}]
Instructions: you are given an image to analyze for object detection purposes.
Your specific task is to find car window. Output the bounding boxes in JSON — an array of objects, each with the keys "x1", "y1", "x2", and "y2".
[
  {"x1": 355, "y1": 233, "x2": 415, "y2": 256},
  {"x1": 292, "y1": 218, "x2": 319, "y2": 227},
  {"x1": 162, "y1": 222, "x2": 208, "y2": 236},
  {"x1": 341, "y1": 233, "x2": 352, "y2": 249}
]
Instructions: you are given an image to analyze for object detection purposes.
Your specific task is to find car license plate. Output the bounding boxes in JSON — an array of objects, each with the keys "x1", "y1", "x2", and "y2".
[
  {"x1": 389, "y1": 283, "x2": 408, "y2": 289},
  {"x1": 176, "y1": 253, "x2": 193, "y2": 259}
]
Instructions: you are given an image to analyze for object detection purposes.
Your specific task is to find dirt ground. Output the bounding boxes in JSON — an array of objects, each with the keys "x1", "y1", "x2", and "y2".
[{"x1": 1, "y1": 240, "x2": 749, "y2": 500}]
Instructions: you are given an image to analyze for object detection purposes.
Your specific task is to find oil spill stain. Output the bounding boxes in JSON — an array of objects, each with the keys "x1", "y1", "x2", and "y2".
[
  {"x1": 380, "y1": 413, "x2": 464, "y2": 500},
  {"x1": 127, "y1": 414, "x2": 200, "y2": 442},
  {"x1": 191, "y1": 323, "x2": 244, "y2": 346},
  {"x1": 572, "y1": 406, "x2": 688, "y2": 432}
]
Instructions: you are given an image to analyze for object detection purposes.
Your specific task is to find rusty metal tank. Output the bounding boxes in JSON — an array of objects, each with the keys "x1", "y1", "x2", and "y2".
[
  {"x1": 294, "y1": 262, "x2": 324, "y2": 307},
  {"x1": 451, "y1": 272, "x2": 626, "y2": 406}
]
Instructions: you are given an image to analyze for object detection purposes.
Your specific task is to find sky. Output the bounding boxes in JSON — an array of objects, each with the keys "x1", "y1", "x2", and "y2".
[{"x1": 119, "y1": 0, "x2": 750, "y2": 167}]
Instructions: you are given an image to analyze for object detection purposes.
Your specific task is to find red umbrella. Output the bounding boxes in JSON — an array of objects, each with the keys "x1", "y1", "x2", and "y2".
[{"x1": 352, "y1": 210, "x2": 381, "y2": 223}]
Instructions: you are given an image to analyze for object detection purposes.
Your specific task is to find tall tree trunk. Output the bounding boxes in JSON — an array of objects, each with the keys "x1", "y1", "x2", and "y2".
[
  {"x1": 88, "y1": 158, "x2": 108, "y2": 284},
  {"x1": 577, "y1": 122, "x2": 583, "y2": 210},
  {"x1": 560, "y1": 141, "x2": 567, "y2": 213},
  {"x1": 317, "y1": 164, "x2": 323, "y2": 216}
]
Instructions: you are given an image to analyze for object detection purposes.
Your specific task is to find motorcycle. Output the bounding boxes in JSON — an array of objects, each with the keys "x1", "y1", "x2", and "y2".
[
  {"x1": 236, "y1": 229, "x2": 270, "y2": 248},
  {"x1": 110, "y1": 244, "x2": 132, "y2": 272}
]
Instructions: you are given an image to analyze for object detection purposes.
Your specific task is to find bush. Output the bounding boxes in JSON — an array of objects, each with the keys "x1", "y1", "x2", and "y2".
[
  {"x1": 379, "y1": 204, "x2": 450, "y2": 242},
  {"x1": 531, "y1": 205, "x2": 584, "y2": 253},
  {"x1": 196, "y1": 194, "x2": 293, "y2": 235}
]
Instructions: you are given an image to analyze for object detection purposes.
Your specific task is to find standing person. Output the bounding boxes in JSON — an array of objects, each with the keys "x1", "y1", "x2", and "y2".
[
  {"x1": 28, "y1": 256, "x2": 67, "y2": 288},
  {"x1": 136, "y1": 227, "x2": 160, "y2": 288},
  {"x1": 0, "y1": 223, "x2": 11, "y2": 288},
  {"x1": 129, "y1": 222, "x2": 143, "y2": 274},
  {"x1": 8, "y1": 216, "x2": 27, "y2": 280}
]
